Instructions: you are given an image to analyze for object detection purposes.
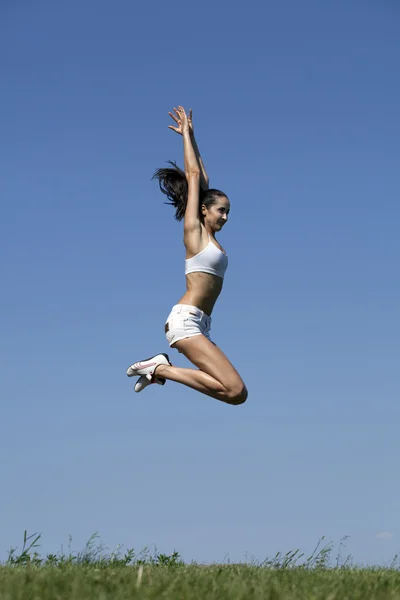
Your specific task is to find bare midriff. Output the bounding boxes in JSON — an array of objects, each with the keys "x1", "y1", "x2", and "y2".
[{"x1": 176, "y1": 272, "x2": 224, "y2": 316}]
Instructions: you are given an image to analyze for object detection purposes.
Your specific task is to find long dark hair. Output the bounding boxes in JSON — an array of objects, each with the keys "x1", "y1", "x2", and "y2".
[{"x1": 152, "y1": 161, "x2": 227, "y2": 221}]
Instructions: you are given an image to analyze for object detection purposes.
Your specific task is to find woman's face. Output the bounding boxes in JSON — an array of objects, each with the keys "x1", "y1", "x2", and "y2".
[{"x1": 202, "y1": 196, "x2": 230, "y2": 232}]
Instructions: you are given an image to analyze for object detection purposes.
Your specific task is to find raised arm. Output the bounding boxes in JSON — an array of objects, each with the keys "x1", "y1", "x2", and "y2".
[
  {"x1": 188, "y1": 110, "x2": 209, "y2": 190},
  {"x1": 169, "y1": 107, "x2": 209, "y2": 191},
  {"x1": 173, "y1": 106, "x2": 202, "y2": 248}
]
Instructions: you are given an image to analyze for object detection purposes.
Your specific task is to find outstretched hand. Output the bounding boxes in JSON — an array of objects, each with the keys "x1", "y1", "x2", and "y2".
[{"x1": 168, "y1": 106, "x2": 193, "y2": 136}]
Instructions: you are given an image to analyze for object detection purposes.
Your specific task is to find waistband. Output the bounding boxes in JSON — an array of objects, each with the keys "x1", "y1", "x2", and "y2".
[{"x1": 170, "y1": 304, "x2": 211, "y2": 320}]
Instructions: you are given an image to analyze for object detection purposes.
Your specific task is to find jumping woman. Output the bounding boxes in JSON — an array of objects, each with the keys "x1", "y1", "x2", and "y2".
[{"x1": 126, "y1": 106, "x2": 248, "y2": 406}]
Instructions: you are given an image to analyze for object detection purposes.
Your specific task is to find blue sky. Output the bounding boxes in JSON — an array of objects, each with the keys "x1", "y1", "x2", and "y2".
[{"x1": 1, "y1": 0, "x2": 399, "y2": 566}]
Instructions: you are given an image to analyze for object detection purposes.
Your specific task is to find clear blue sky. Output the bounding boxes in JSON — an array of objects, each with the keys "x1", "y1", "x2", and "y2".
[{"x1": 1, "y1": 0, "x2": 399, "y2": 566}]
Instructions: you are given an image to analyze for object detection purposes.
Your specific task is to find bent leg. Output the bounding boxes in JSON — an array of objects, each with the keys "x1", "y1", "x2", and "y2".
[{"x1": 155, "y1": 335, "x2": 248, "y2": 405}]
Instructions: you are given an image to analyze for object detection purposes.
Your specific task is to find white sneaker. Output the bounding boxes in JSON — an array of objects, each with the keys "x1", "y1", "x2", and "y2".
[
  {"x1": 126, "y1": 353, "x2": 171, "y2": 379},
  {"x1": 134, "y1": 375, "x2": 166, "y2": 393}
]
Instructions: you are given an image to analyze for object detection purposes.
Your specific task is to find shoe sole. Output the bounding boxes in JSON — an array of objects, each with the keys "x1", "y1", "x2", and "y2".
[{"x1": 134, "y1": 376, "x2": 166, "y2": 392}]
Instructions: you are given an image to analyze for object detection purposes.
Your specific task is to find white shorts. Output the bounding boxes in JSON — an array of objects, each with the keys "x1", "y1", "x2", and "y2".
[{"x1": 164, "y1": 304, "x2": 212, "y2": 347}]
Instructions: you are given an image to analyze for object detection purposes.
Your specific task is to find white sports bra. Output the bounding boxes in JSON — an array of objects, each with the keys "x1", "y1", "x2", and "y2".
[{"x1": 185, "y1": 234, "x2": 228, "y2": 279}]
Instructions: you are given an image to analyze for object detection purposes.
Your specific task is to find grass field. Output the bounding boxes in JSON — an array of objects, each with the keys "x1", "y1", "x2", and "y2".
[{"x1": 2, "y1": 531, "x2": 400, "y2": 599}]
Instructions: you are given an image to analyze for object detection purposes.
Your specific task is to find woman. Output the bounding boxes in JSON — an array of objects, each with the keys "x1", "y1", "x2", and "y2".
[{"x1": 127, "y1": 106, "x2": 247, "y2": 406}]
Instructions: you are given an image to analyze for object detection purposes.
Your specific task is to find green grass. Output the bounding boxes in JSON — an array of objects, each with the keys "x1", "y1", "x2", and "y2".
[{"x1": 2, "y1": 531, "x2": 400, "y2": 599}]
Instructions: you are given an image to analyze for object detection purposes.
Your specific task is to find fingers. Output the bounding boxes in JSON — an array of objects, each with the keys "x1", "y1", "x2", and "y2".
[
  {"x1": 170, "y1": 106, "x2": 188, "y2": 118},
  {"x1": 176, "y1": 105, "x2": 187, "y2": 117},
  {"x1": 168, "y1": 106, "x2": 190, "y2": 134},
  {"x1": 169, "y1": 107, "x2": 185, "y2": 124},
  {"x1": 168, "y1": 111, "x2": 179, "y2": 125}
]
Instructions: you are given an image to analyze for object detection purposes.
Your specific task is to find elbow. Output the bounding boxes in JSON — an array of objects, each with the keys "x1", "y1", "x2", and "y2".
[{"x1": 186, "y1": 169, "x2": 201, "y2": 180}]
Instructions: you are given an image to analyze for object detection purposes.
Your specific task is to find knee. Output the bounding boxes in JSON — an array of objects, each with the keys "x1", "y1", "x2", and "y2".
[{"x1": 226, "y1": 383, "x2": 248, "y2": 406}]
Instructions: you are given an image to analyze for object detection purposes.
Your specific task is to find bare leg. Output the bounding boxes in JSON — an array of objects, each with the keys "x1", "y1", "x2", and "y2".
[
  {"x1": 155, "y1": 335, "x2": 247, "y2": 405},
  {"x1": 155, "y1": 364, "x2": 230, "y2": 401}
]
